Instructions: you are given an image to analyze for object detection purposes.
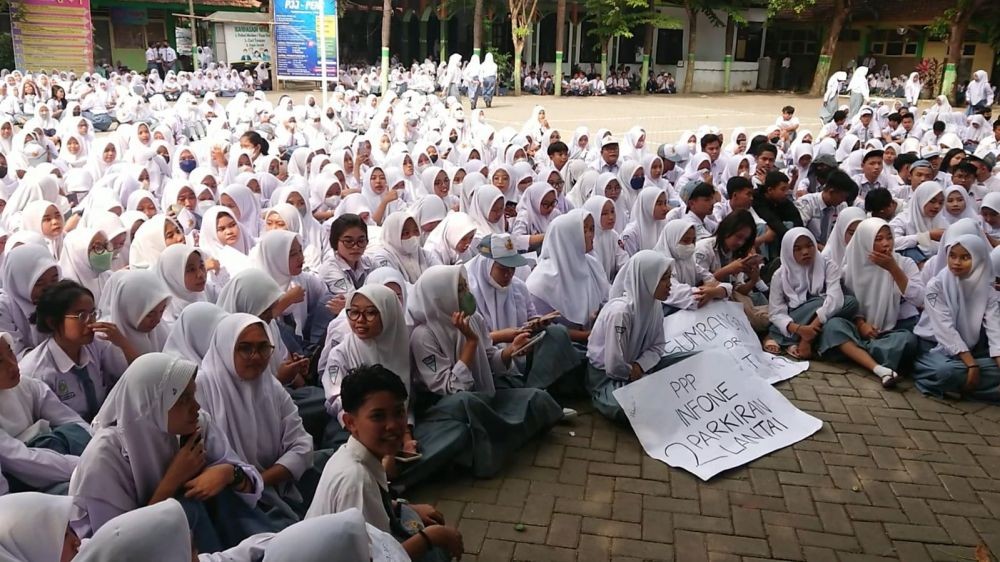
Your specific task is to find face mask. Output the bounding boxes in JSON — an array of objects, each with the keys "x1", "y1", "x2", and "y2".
[
  {"x1": 297, "y1": 205, "x2": 307, "y2": 217},
  {"x1": 325, "y1": 195, "x2": 341, "y2": 208},
  {"x1": 43, "y1": 128, "x2": 56, "y2": 137},
  {"x1": 326, "y1": 111, "x2": 335, "y2": 119},
  {"x1": 196, "y1": 200, "x2": 214, "y2": 215},
  {"x1": 449, "y1": 135, "x2": 458, "y2": 144},
  {"x1": 673, "y1": 243, "x2": 696, "y2": 260},
  {"x1": 0, "y1": 165, "x2": 7, "y2": 179},
  {"x1": 486, "y1": 272, "x2": 509, "y2": 292},
  {"x1": 380, "y1": 143, "x2": 390, "y2": 152},
  {"x1": 429, "y1": 154, "x2": 439, "y2": 164},
  {"x1": 459, "y1": 291, "x2": 477, "y2": 316},
  {"x1": 629, "y1": 177, "x2": 644, "y2": 190},
  {"x1": 88, "y1": 250, "x2": 113, "y2": 272},
  {"x1": 179, "y1": 159, "x2": 197, "y2": 174},
  {"x1": 769, "y1": 136, "x2": 780, "y2": 144},
  {"x1": 399, "y1": 236, "x2": 420, "y2": 254}
]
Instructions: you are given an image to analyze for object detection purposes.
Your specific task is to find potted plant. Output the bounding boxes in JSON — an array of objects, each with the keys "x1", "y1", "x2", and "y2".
[{"x1": 488, "y1": 48, "x2": 513, "y2": 96}]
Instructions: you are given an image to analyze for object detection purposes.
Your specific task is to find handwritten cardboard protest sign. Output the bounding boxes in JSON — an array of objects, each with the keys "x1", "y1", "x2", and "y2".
[
  {"x1": 662, "y1": 301, "x2": 808, "y2": 384},
  {"x1": 613, "y1": 350, "x2": 823, "y2": 480}
]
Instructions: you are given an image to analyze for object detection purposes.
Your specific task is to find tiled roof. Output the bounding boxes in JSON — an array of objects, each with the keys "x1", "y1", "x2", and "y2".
[
  {"x1": 773, "y1": 0, "x2": 970, "y2": 23},
  {"x1": 141, "y1": 0, "x2": 262, "y2": 9}
]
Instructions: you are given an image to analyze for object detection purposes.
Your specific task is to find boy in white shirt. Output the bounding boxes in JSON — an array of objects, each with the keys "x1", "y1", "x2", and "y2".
[
  {"x1": 775, "y1": 105, "x2": 800, "y2": 142},
  {"x1": 794, "y1": 170, "x2": 856, "y2": 247}
]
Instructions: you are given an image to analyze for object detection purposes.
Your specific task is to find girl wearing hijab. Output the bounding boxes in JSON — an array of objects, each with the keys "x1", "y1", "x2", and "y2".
[
  {"x1": 163, "y1": 302, "x2": 229, "y2": 364},
  {"x1": 409, "y1": 264, "x2": 563, "y2": 477},
  {"x1": 361, "y1": 166, "x2": 407, "y2": 225},
  {"x1": 889, "y1": 180, "x2": 947, "y2": 264},
  {"x1": 0, "y1": 244, "x2": 60, "y2": 357},
  {"x1": 251, "y1": 230, "x2": 335, "y2": 349},
  {"x1": 912, "y1": 234, "x2": 999, "y2": 400},
  {"x1": 68, "y1": 353, "x2": 273, "y2": 550},
  {"x1": 620, "y1": 187, "x2": 668, "y2": 256},
  {"x1": 220, "y1": 183, "x2": 262, "y2": 242},
  {"x1": 0, "y1": 492, "x2": 80, "y2": 561},
  {"x1": 20, "y1": 200, "x2": 65, "y2": 259},
  {"x1": 466, "y1": 184, "x2": 507, "y2": 245},
  {"x1": 767, "y1": 227, "x2": 854, "y2": 360},
  {"x1": 105, "y1": 270, "x2": 172, "y2": 355},
  {"x1": 510, "y1": 182, "x2": 558, "y2": 249},
  {"x1": 155, "y1": 244, "x2": 212, "y2": 324},
  {"x1": 0, "y1": 329, "x2": 92, "y2": 493},
  {"x1": 57, "y1": 227, "x2": 114, "y2": 304},
  {"x1": 424, "y1": 212, "x2": 478, "y2": 266},
  {"x1": 199, "y1": 205, "x2": 252, "y2": 279},
  {"x1": 980, "y1": 192, "x2": 1000, "y2": 238},
  {"x1": 847, "y1": 66, "x2": 870, "y2": 118},
  {"x1": 127, "y1": 214, "x2": 186, "y2": 269},
  {"x1": 196, "y1": 313, "x2": 314, "y2": 526},
  {"x1": 966, "y1": 70, "x2": 994, "y2": 116},
  {"x1": 369, "y1": 212, "x2": 438, "y2": 283},
  {"x1": 594, "y1": 172, "x2": 629, "y2": 232},
  {"x1": 526, "y1": 210, "x2": 611, "y2": 343},
  {"x1": 654, "y1": 219, "x2": 730, "y2": 311},
  {"x1": 583, "y1": 195, "x2": 629, "y2": 281},
  {"x1": 268, "y1": 191, "x2": 329, "y2": 272},
  {"x1": 942, "y1": 184, "x2": 978, "y2": 225},
  {"x1": 586, "y1": 251, "x2": 689, "y2": 423},
  {"x1": 820, "y1": 72, "x2": 848, "y2": 124},
  {"x1": 74, "y1": 499, "x2": 194, "y2": 562},
  {"x1": 818, "y1": 218, "x2": 923, "y2": 387},
  {"x1": 409, "y1": 194, "x2": 449, "y2": 245},
  {"x1": 821, "y1": 206, "x2": 866, "y2": 269}
]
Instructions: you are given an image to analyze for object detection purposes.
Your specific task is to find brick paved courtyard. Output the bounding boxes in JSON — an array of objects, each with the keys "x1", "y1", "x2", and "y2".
[{"x1": 410, "y1": 361, "x2": 1000, "y2": 561}]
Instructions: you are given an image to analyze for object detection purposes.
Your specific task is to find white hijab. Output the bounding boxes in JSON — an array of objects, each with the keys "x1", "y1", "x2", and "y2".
[
  {"x1": 466, "y1": 254, "x2": 527, "y2": 332},
  {"x1": 1, "y1": 244, "x2": 59, "y2": 349},
  {"x1": 409, "y1": 265, "x2": 495, "y2": 392},
  {"x1": 57, "y1": 227, "x2": 109, "y2": 300},
  {"x1": 526, "y1": 209, "x2": 610, "y2": 325},
  {"x1": 628, "y1": 187, "x2": 666, "y2": 252},
  {"x1": 108, "y1": 269, "x2": 171, "y2": 354},
  {"x1": 904, "y1": 181, "x2": 948, "y2": 252},
  {"x1": 70, "y1": 353, "x2": 198, "y2": 514},
  {"x1": 369, "y1": 213, "x2": 432, "y2": 283},
  {"x1": 336, "y1": 285, "x2": 411, "y2": 392},
  {"x1": 921, "y1": 218, "x2": 986, "y2": 284},
  {"x1": 608, "y1": 250, "x2": 673, "y2": 361},
  {"x1": 467, "y1": 184, "x2": 505, "y2": 236},
  {"x1": 843, "y1": 218, "x2": 905, "y2": 330},
  {"x1": 195, "y1": 313, "x2": 287, "y2": 472},
  {"x1": 199, "y1": 205, "x2": 253, "y2": 272},
  {"x1": 162, "y1": 302, "x2": 228, "y2": 363},
  {"x1": 653, "y1": 219, "x2": 698, "y2": 285},
  {"x1": 776, "y1": 227, "x2": 826, "y2": 308},
  {"x1": 155, "y1": 243, "x2": 208, "y2": 321},
  {"x1": 583, "y1": 196, "x2": 621, "y2": 279},
  {"x1": 20, "y1": 200, "x2": 63, "y2": 259},
  {"x1": 0, "y1": 492, "x2": 73, "y2": 562},
  {"x1": 424, "y1": 212, "x2": 477, "y2": 265},
  {"x1": 824, "y1": 71, "x2": 848, "y2": 102},
  {"x1": 261, "y1": 508, "x2": 408, "y2": 562},
  {"x1": 127, "y1": 215, "x2": 181, "y2": 269},
  {"x1": 75, "y1": 499, "x2": 192, "y2": 562},
  {"x1": 935, "y1": 234, "x2": 993, "y2": 347},
  {"x1": 822, "y1": 206, "x2": 866, "y2": 268}
]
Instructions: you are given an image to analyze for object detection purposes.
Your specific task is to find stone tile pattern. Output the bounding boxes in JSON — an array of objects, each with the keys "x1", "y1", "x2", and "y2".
[{"x1": 409, "y1": 362, "x2": 1000, "y2": 561}]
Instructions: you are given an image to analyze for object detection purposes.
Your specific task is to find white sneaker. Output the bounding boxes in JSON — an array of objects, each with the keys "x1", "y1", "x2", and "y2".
[{"x1": 561, "y1": 407, "x2": 578, "y2": 421}]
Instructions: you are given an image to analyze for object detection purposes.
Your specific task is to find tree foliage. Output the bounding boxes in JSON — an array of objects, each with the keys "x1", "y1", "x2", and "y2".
[{"x1": 583, "y1": 0, "x2": 681, "y2": 49}]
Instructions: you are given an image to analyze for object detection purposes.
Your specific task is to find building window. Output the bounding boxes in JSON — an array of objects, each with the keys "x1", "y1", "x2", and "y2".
[
  {"x1": 868, "y1": 29, "x2": 919, "y2": 57},
  {"x1": 962, "y1": 43, "x2": 976, "y2": 57},
  {"x1": 655, "y1": 28, "x2": 683, "y2": 65},
  {"x1": 774, "y1": 30, "x2": 817, "y2": 55},
  {"x1": 113, "y1": 23, "x2": 147, "y2": 49}
]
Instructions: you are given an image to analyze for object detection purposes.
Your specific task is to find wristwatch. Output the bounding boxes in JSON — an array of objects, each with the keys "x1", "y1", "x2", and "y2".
[{"x1": 232, "y1": 465, "x2": 248, "y2": 489}]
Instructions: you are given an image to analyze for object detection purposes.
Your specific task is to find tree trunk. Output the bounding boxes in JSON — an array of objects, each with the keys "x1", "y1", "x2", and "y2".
[
  {"x1": 474, "y1": 0, "x2": 484, "y2": 56},
  {"x1": 682, "y1": 5, "x2": 696, "y2": 94},
  {"x1": 555, "y1": 0, "x2": 566, "y2": 95},
  {"x1": 641, "y1": 0, "x2": 655, "y2": 95},
  {"x1": 601, "y1": 38, "x2": 609, "y2": 82},
  {"x1": 380, "y1": 0, "x2": 391, "y2": 94},
  {"x1": 514, "y1": 39, "x2": 523, "y2": 96},
  {"x1": 808, "y1": 0, "x2": 848, "y2": 96},
  {"x1": 941, "y1": 2, "x2": 978, "y2": 102}
]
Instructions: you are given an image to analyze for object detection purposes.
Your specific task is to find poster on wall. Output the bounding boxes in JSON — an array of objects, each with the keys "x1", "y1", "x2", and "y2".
[
  {"x1": 175, "y1": 27, "x2": 193, "y2": 57},
  {"x1": 11, "y1": 0, "x2": 94, "y2": 74},
  {"x1": 274, "y1": 0, "x2": 339, "y2": 80},
  {"x1": 223, "y1": 23, "x2": 272, "y2": 64}
]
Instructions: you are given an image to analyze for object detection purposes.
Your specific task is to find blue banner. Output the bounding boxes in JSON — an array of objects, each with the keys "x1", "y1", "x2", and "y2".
[{"x1": 274, "y1": 0, "x2": 339, "y2": 80}]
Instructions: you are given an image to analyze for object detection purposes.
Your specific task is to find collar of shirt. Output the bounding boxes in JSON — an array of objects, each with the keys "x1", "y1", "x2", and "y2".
[
  {"x1": 344, "y1": 435, "x2": 389, "y2": 490},
  {"x1": 47, "y1": 339, "x2": 94, "y2": 373}
]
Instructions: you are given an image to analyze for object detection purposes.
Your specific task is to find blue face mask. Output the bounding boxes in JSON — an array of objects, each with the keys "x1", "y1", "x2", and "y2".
[
  {"x1": 629, "y1": 176, "x2": 644, "y2": 190},
  {"x1": 179, "y1": 159, "x2": 197, "y2": 174}
]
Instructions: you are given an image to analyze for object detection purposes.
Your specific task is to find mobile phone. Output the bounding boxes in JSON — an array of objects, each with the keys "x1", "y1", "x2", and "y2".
[{"x1": 395, "y1": 451, "x2": 423, "y2": 463}]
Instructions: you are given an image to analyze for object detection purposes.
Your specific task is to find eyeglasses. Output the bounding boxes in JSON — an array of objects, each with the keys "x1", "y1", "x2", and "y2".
[
  {"x1": 548, "y1": 180, "x2": 565, "y2": 189},
  {"x1": 604, "y1": 184, "x2": 622, "y2": 194},
  {"x1": 235, "y1": 342, "x2": 275, "y2": 360},
  {"x1": 339, "y1": 237, "x2": 368, "y2": 248},
  {"x1": 88, "y1": 243, "x2": 114, "y2": 254},
  {"x1": 346, "y1": 307, "x2": 379, "y2": 322},
  {"x1": 65, "y1": 309, "x2": 100, "y2": 323}
]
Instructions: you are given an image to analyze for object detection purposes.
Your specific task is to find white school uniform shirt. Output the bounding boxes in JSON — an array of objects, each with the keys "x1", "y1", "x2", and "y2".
[
  {"x1": 794, "y1": 193, "x2": 845, "y2": 244},
  {"x1": 0, "y1": 377, "x2": 90, "y2": 489},
  {"x1": 585, "y1": 298, "x2": 665, "y2": 379},
  {"x1": 410, "y1": 312, "x2": 508, "y2": 395},
  {"x1": 305, "y1": 436, "x2": 392, "y2": 532},
  {"x1": 712, "y1": 200, "x2": 765, "y2": 226},
  {"x1": 320, "y1": 253, "x2": 373, "y2": 296},
  {"x1": 21, "y1": 338, "x2": 128, "y2": 420},
  {"x1": 768, "y1": 254, "x2": 844, "y2": 338},
  {"x1": 818, "y1": 121, "x2": 844, "y2": 140},
  {"x1": 973, "y1": 134, "x2": 1000, "y2": 158},
  {"x1": 914, "y1": 275, "x2": 1000, "y2": 356},
  {"x1": 664, "y1": 207, "x2": 717, "y2": 240}
]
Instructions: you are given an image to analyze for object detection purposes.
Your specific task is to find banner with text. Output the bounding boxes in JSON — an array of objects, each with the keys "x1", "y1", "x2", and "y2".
[
  {"x1": 663, "y1": 301, "x2": 808, "y2": 384},
  {"x1": 223, "y1": 23, "x2": 273, "y2": 64},
  {"x1": 11, "y1": 0, "x2": 94, "y2": 74},
  {"x1": 274, "y1": 0, "x2": 339, "y2": 80},
  {"x1": 614, "y1": 350, "x2": 823, "y2": 480}
]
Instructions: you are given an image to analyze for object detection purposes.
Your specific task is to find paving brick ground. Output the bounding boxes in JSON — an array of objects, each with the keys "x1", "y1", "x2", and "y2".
[{"x1": 409, "y1": 361, "x2": 1000, "y2": 561}]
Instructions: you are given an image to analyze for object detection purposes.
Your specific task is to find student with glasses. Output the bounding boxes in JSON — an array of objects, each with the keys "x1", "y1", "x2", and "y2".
[
  {"x1": 195, "y1": 313, "x2": 314, "y2": 527},
  {"x1": 57, "y1": 227, "x2": 116, "y2": 305},
  {"x1": 20, "y1": 280, "x2": 137, "y2": 422},
  {"x1": 320, "y1": 214, "x2": 375, "y2": 303}
]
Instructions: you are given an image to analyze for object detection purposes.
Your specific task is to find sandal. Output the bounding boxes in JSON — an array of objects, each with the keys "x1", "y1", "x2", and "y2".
[
  {"x1": 762, "y1": 337, "x2": 781, "y2": 355},
  {"x1": 786, "y1": 344, "x2": 812, "y2": 360},
  {"x1": 880, "y1": 370, "x2": 901, "y2": 389}
]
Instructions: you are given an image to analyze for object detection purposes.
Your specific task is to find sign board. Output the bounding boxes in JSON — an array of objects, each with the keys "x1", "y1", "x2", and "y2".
[
  {"x1": 175, "y1": 27, "x2": 193, "y2": 57},
  {"x1": 613, "y1": 350, "x2": 823, "y2": 480},
  {"x1": 11, "y1": 0, "x2": 94, "y2": 74},
  {"x1": 273, "y1": 0, "x2": 339, "y2": 80},
  {"x1": 222, "y1": 22, "x2": 273, "y2": 64},
  {"x1": 662, "y1": 301, "x2": 808, "y2": 384}
]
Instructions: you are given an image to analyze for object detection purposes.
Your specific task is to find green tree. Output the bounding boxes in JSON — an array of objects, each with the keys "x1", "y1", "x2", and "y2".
[
  {"x1": 583, "y1": 0, "x2": 680, "y2": 81},
  {"x1": 509, "y1": 0, "x2": 540, "y2": 95},
  {"x1": 925, "y1": 0, "x2": 995, "y2": 102},
  {"x1": 768, "y1": 0, "x2": 852, "y2": 96}
]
